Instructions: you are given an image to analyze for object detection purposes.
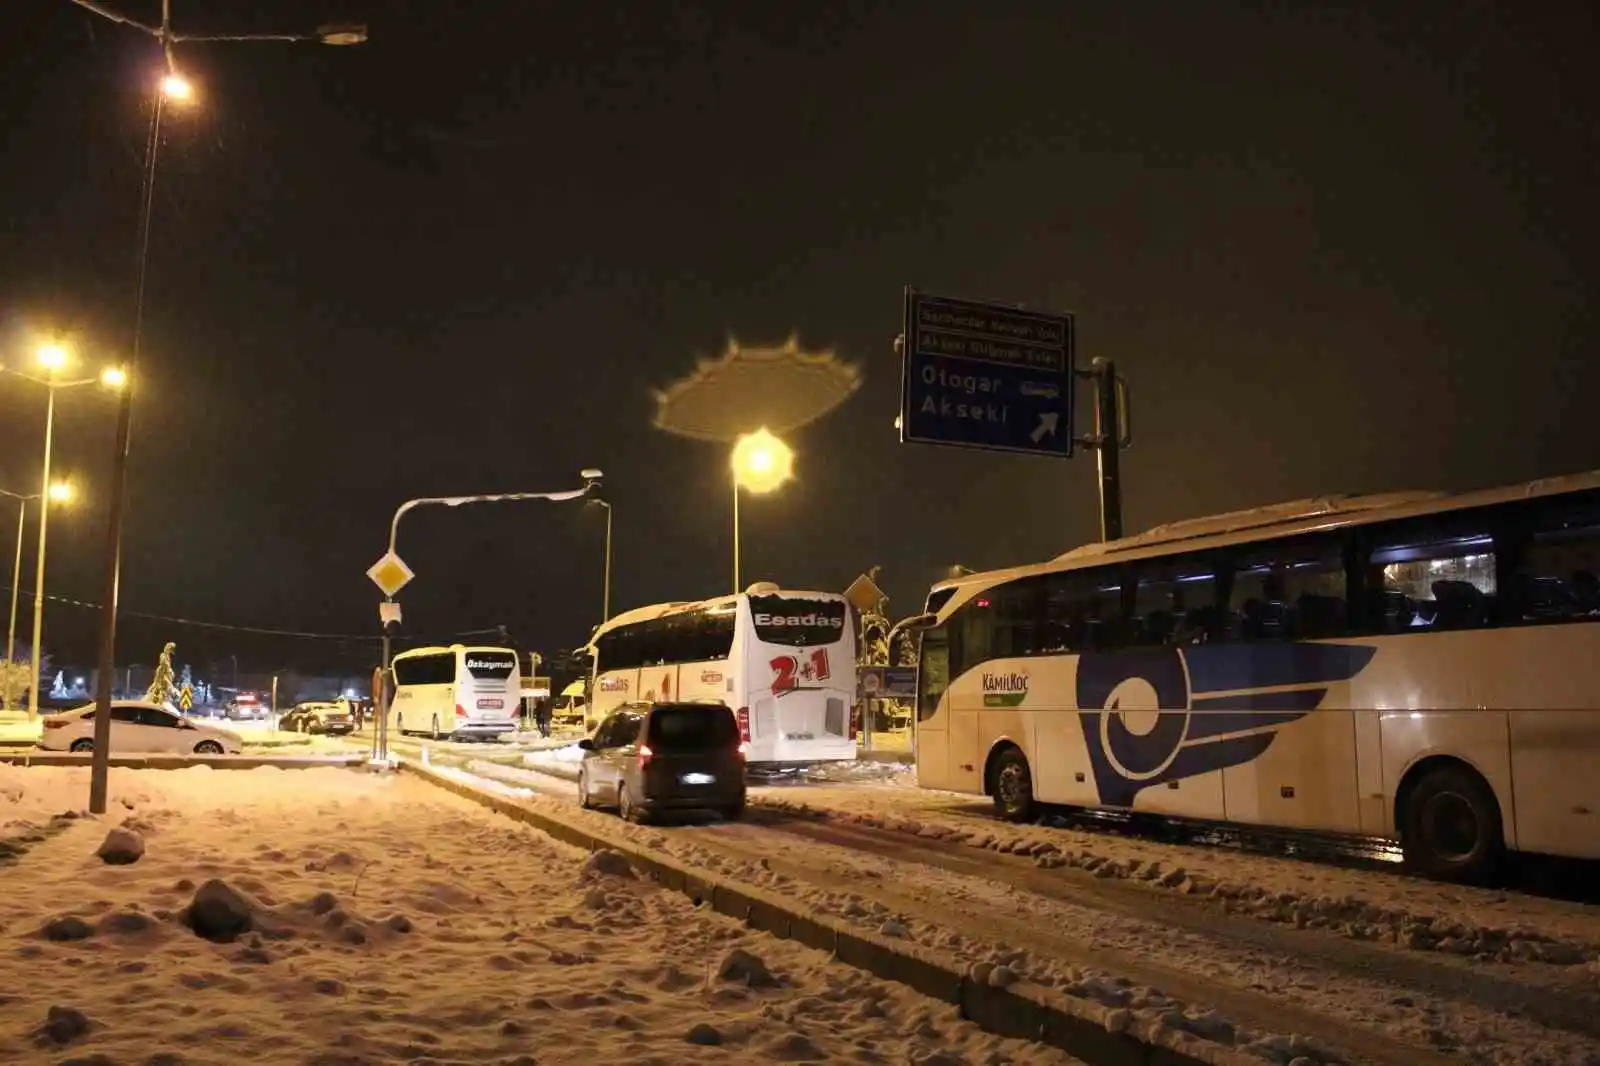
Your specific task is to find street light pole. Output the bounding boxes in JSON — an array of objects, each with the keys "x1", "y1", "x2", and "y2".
[
  {"x1": 728, "y1": 428, "x2": 793, "y2": 596},
  {"x1": 0, "y1": 491, "x2": 34, "y2": 711},
  {"x1": 68, "y1": 0, "x2": 369, "y2": 816},
  {"x1": 590, "y1": 499, "x2": 613, "y2": 622},
  {"x1": 27, "y1": 386, "x2": 57, "y2": 720},
  {"x1": 372, "y1": 471, "x2": 604, "y2": 764}
]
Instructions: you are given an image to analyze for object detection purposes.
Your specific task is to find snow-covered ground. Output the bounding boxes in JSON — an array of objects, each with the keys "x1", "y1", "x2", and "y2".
[
  {"x1": 0, "y1": 763, "x2": 1082, "y2": 1065},
  {"x1": 500, "y1": 748, "x2": 1600, "y2": 1066},
  {"x1": 519, "y1": 743, "x2": 1600, "y2": 966}
]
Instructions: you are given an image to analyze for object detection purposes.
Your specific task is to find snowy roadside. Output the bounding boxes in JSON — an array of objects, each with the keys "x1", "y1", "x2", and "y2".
[
  {"x1": 467, "y1": 757, "x2": 1600, "y2": 1066},
  {"x1": 516, "y1": 743, "x2": 1600, "y2": 970},
  {"x1": 0, "y1": 764, "x2": 1085, "y2": 1065},
  {"x1": 746, "y1": 777, "x2": 1600, "y2": 972}
]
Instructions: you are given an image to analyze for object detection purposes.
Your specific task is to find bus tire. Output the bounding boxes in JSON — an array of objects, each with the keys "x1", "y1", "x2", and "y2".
[
  {"x1": 430, "y1": 715, "x2": 441, "y2": 741},
  {"x1": 395, "y1": 715, "x2": 405, "y2": 737},
  {"x1": 989, "y1": 746, "x2": 1035, "y2": 823},
  {"x1": 1400, "y1": 761, "x2": 1504, "y2": 883}
]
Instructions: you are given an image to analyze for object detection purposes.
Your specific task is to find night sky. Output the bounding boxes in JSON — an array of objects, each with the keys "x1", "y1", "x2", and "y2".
[{"x1": 2, "y1": 1, "x2": 1596, "y2": 678}]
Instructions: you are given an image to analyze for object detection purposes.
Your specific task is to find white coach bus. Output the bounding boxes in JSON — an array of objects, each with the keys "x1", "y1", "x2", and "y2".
[
  {"x1": 585, "y1": 583, "x2": 857, "y2": 765},
  {"x1": 390, "y1": 645, "x2": 521, "y2": 740},
  {"x1": 908, "y1": 470, "x2": 1600, "y2": 882}
]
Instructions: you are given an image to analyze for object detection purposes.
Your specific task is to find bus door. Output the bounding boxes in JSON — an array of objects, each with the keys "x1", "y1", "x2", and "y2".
[{"x1": 915, "y1": 625, "x2": 952, "y2": 789}]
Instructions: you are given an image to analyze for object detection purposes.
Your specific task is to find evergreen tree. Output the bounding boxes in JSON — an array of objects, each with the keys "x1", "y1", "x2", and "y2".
[{"x1": 145, "y1": 642, "x2": 179, "y2": 705}]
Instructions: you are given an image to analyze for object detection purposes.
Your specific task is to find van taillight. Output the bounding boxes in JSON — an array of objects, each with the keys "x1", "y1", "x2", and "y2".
[
  {"x1": 455, "y1": 704, "x2": 467, "y2": 718},
  {"x1": 736, "y1": 707, "x2": 750, "y2": 743},
  {"x1": 737, "y1": 741, "x2": 749, "y2": 759},
  {"x1": 637, "y1": 743, "x2": 654, "y2": 769}
]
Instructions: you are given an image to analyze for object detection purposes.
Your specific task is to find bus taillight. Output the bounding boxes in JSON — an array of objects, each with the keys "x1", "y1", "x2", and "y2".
[
  {"x1": 454, "y1": 704, "x2": 467, "y2": 718},
  {"x1": 735, "y1": 706, "x2": 750, "y2": 743},
  {"x1": 849, "y1": 707, "x2": 858, "y2": 742}
]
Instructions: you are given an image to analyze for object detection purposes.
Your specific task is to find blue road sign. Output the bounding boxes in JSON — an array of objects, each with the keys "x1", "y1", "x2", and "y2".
[
  {"x1": 900, "y1": 290, "x2": 1075, "y2": 457},
  {"x1": 859, "y1": 666, "x2": 918, "y2": 700}
]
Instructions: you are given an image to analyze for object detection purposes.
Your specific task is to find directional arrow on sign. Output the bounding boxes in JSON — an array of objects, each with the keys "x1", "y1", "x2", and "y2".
[
  {"x1": 1030, "y1": 411, "x2": 1060, "y2": 443},
  {"x1": 367, "y1": 550, "x2": 415, "y2": 598}
]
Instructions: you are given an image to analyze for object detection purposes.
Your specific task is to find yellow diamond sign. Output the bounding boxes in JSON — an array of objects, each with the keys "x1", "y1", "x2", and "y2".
[{"x1": 366, "y1": 551, "x2": 415, "y2": 598}]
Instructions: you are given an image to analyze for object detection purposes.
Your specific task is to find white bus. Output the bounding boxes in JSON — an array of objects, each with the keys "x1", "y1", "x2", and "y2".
[
  {"x1": 907, "y1": 470, "x2": 1600, "y2": 882},
  {"x1": 390, "y1": 645, "x2": 521, "y2": 740},
  {"x1": 585, "y1": 583, "x2": 857, "y2": 765}
]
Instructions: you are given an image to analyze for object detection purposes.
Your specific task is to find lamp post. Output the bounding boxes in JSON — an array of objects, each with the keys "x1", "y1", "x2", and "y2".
[
  {"x1": 588, "y1": 499, "x2": 614, "y2": 623},
  {"x1": 0, "y1": 489, "x2": 37, "y2": 712},
  {"x1": 729, "y1": 428, "x2": 793, "y2": 593},
  {"x1": 371, "y1": 469, "x2": 605, "y2": 764},
  {"x1": 1, "y1": 347, "x2": 122, "y2": 719},
  {"x1": 67, "y1": 0, "x2": 369, "y2": 815}
]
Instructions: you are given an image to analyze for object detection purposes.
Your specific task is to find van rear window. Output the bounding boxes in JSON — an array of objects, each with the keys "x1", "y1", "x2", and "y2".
[{"x1": 647, "y1": 706, "x2": 739, "y2": 752}]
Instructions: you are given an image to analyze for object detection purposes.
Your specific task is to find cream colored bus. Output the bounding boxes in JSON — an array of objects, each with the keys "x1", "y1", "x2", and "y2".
[{"x1": 909, "y1": 470, "x2": 1600, "y2": 882}]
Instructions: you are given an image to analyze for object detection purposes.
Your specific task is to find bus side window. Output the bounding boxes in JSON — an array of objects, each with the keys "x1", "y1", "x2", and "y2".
[
  {"x1": 917, "y1": 628, "x2": 949, "y2": 722},
  {"x1": 1364, "y1": 513, "x2": 1496, "y2": 633},
  {"x1": 1513, "y1": 491, "x2": 1600, "y2": 623},
  {"x1": 1223, "y1": 536, "x2": 1348, "y2": 641},
  {"x1": 1130, "y1": 561, "x2": 1220, "y2": 646}
]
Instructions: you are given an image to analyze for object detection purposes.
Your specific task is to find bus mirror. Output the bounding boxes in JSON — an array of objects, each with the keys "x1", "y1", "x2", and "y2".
[{"x1": 577, "y1": 738, "x2": 594, "y2": 751}]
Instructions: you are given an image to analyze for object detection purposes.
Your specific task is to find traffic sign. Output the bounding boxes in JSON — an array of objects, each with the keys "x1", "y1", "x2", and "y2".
[
  {"x1": 178, "y1": 685, "x2": 193, "y2": 712},
  {"x1": 367, "y1": 550, "x2": 415, "y2": 598},
  {"x1": 844, "y1": 572, "x2": 887, "y2": 615},
  {"x1": 900, "y1": 289, "x2": 1075, "y2": 457},
  {"x1": 858, "y1": 666, "x2": 917, "y2": 700}
]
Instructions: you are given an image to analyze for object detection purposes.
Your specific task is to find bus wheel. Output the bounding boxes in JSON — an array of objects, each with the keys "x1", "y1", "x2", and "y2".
[
  {"x1": 395, "y1": 715, "x2": 405, "y2": 737},
  {"x1": 990, "y1": 747, "x2": 1035, "y2": 823},
  {"x1": 430, "y1": 715, "x2": 441, "y2": 741},
  {"x1": 1401, "y1": 762, "x2": 1504, "y2": 883}
]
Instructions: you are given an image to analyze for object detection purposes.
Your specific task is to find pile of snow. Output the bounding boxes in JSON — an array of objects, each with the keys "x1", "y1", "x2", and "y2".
[
  {"x1": 752, "y1": 787, "x2": 1600, "y2": 970},
  {"x1": 0, "y1": 764, "x2": 1085, "y2": 1065},
  {"x1": 525, "y1": 742, "x2": 586, "y2": 768}
]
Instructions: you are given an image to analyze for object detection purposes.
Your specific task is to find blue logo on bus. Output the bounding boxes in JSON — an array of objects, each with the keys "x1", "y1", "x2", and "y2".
[{"x1": 1074, "y1": 644, "x2": 1375, "y2": 807}]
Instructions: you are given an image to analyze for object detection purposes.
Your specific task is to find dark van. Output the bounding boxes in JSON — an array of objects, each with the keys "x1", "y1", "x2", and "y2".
[{"x1": 576, "y1": 701, "x2": 746, "y2": 822}]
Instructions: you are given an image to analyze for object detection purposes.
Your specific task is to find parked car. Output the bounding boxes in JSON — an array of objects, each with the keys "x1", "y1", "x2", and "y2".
[
  {"x1": 225, "y1": 694, "x2": 268, "y2": 721},
  {"x1": 280, "y1": 700, "x2": 354, "y2": 735},
  {"x1": 577, "y1": 701, "x2": 746, "y2": 822},
  {"x1": 39, "y1": 701, "x2": 244, "y2": 755}
]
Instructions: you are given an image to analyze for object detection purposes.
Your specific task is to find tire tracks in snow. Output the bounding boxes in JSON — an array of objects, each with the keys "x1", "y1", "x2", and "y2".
[{"x1": 748, "y1": 813, "x2": 1600, "y2": 1043}]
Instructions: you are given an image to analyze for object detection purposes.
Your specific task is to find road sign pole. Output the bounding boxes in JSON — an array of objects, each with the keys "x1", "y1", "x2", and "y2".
[
  {"x1": 377, "y1": 615, "x2": 392, "y2": 763},
  {"x1": 1092, "y1": 357, "x2": 1124, "y2": 542}
]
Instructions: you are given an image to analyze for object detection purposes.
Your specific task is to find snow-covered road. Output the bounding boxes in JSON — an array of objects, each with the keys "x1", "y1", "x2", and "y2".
[{"x1": 443, "y1": 746, "x2": 1600, "y2": 1066}]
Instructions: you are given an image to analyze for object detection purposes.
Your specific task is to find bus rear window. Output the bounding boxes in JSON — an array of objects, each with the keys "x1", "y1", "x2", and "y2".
[
  {"x1": 464, "y1": 653, "x2": 516, "y2": 680},
  {"x1": 748, "y1": 595, "x2": 847, "y2": 647},
  {"x1": 646, "y1": 705, "x2": 740, "y2": 752}
]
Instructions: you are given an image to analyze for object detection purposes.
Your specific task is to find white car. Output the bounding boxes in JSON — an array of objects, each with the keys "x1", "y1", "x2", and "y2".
[{"x1": 39, "y1": 701, "x2": 244, "y2": 756}]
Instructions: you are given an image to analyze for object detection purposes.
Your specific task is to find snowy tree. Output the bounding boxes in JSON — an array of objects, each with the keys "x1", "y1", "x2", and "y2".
[
  {"x1": 50, "y1": 671, "x2": 68, "y2": 699},
  {"x1": 144, "y1": 642, "x2": 179, "y2": 706},
  {"x1": 179, "y1": 664, "x2": 194, "y2": 693}
]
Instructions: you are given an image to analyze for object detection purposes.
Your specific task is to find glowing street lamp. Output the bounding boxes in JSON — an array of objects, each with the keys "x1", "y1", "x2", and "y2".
[
  {"x1": 36, "y1": 343, "x2": 69, "y2": 372},
  {"x1": 100, "y1": 366, "x2": 128, "y2": 390},
  {"x1": 161, "y1": 73, "x2": 195, "y2": 102},
  {"x1": 729, "y1": 428, "x2": 793, "y2": 592}
]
